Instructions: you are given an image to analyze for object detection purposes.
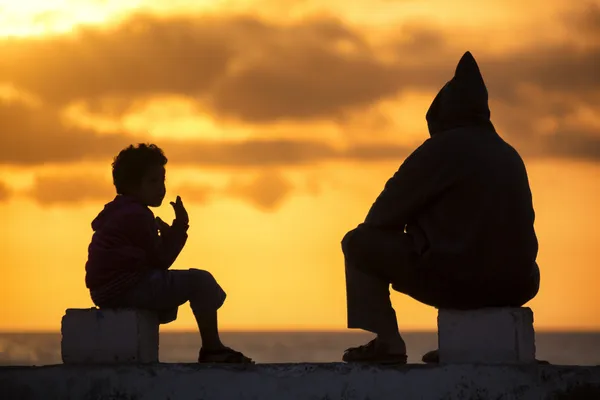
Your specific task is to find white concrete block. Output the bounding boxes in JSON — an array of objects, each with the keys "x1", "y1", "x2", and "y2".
[
  {"x1": 438, "y1": 307, "x2": 536, "y2": 364},
  {"x1": 61, "y1": 308, "x2": 159, "y2": 364}
]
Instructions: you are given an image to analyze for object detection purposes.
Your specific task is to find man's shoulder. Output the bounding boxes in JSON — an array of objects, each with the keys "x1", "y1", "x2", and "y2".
[
  {"x1": 427, "y1": 126, "x2": 504, "y2": 154},
  {"x1": 405, "y1": 135, "x2": 448, "y2": 161}
]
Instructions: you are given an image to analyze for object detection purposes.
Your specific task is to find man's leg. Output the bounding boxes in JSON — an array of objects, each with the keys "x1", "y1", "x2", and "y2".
[
  {"x1": 345, "y1": 260, "x2": 402, "y2": 342},
  {"x1": 416, "y1": 265, "x2": 542, "y2": 364},
  {"x1": 342, "y1": 225, "x2": 422, "y2": 362}
]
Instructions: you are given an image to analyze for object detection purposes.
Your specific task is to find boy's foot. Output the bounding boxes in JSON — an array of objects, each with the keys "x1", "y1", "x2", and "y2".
[
  {"x1": 421, "y1": 349, "x2": 551, "y2": 365},
  {"x1": 342, "y1": 339, "x2": 407, "y2": 365},
  {"x1": 198, "y1": 346, "x2": 254, "y2": 364}
]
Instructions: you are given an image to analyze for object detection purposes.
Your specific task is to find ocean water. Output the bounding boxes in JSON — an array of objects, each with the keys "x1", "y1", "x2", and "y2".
[{"x1": 1, "y1": 331, "x2": 599, "y2": 366}]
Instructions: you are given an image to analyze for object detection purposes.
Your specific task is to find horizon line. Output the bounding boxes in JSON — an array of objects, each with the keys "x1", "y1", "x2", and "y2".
[{"x1": 2, "y1": 328, "x2": 600, "y2": 334}]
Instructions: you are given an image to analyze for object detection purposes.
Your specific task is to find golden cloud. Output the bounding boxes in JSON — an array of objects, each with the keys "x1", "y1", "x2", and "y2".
[
  {"x1": 0, "y1": 6, "x2": 598, "y2": 165},
  {"x1": 0, "y1": 99, "x2": 415, "y2": 166},
  {"x1": 16, "y1": 170, "x2": 298, "y2": 211},
  {"x1": 0, "y1": 180, "x2": 12, "y2": 201},
  {"x1": 226, "y1": 171, "x2": 293, "y2": 211},
  {"x1": 25, "y1": 174, "x2": 115, "y2": 205},
  {"x1": 0, "y1": 11, "x2": 597, "y2": 117}
]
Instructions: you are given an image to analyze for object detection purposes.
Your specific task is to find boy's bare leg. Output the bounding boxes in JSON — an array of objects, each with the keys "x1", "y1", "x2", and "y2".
[
  {"x1": 195, "y1": 309, "x2": 225, "y2": 351},
  {"x1": 193, "y1": 304, "x2": 252, "y2": 363},
  {"x1": 119, "y1": 268, "x2": 252, "y2": 362}
]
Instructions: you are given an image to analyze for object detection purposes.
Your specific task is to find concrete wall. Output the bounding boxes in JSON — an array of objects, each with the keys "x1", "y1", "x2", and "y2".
[{"x1": 1, "y1": 363, "x2": 600, "y2": 400}]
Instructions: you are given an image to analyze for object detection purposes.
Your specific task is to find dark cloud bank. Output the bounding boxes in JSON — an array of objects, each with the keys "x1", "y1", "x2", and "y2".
[{"x1": 0, "y1": 5, "x2": 599, "y2": 169}]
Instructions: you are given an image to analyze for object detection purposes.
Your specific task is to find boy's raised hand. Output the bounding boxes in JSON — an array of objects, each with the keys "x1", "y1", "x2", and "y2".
[
  {"x1": 155, "y1": 216, "x2": 171, "y2": 234},
  {"x1": 170, "y1": 195, "x2": 189, "y2": 225}
]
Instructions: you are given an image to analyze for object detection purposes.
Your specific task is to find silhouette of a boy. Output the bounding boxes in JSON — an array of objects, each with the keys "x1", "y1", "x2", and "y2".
[{"x1": 85, "y1": 143, "x2": 252, "y2": 363}]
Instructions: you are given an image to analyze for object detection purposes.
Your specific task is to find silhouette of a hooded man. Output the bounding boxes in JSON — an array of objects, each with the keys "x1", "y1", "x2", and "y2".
[{"x1": 341, "y1": 52, "x2": 540, "y2": 364}]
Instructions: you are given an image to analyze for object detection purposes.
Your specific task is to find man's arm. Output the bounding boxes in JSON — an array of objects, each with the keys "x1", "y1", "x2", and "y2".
[
  {"x1": 342, "y1": 137, "x2": 460, "y2": 264},
  {"x1": 363, "y1": 138, "x2": 454, "y2": 229}
]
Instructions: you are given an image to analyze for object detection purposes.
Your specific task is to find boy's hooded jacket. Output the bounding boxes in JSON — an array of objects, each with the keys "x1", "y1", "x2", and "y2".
[
  {"x1": 345, "y1": 52, "x2": 539, "y2": 291},
  {"x1": 85, "y1": 195, "x2": 188, "y2": 306}
]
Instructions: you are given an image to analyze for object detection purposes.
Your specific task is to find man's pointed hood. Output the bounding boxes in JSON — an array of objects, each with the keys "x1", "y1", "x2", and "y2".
[{"x1": 425, "y1": 51, "x2": 493, "y2": 135}]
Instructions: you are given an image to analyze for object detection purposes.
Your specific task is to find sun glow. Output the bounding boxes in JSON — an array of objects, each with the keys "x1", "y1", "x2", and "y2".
[
  {"x1": 0, "y1": 0, "x2": 233, "y2": 37},
  {"x1": 0, "y1": 0, "x2": 138, "y2": 37}
]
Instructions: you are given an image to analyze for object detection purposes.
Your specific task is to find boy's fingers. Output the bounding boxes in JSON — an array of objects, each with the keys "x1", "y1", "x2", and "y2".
[
  {"x1": 171, "y1": 197, "x2": 185, "y2": 210},
  {"x1": 156, "y1": 217, "x2": 168, "y2": 228}
]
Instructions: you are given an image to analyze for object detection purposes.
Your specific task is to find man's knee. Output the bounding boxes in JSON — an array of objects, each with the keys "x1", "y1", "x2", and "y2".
[
  {"x1": 345, "y1": 257, "x2": 392, "y2": 289},
  {"x1": 346, "y1": 258, "x2": 371, "y2": 275}
]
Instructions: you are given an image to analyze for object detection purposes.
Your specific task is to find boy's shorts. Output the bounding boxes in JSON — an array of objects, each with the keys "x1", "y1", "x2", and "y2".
[{"x1": 118, "y1": 268, "x2": 227, "y2": 324}]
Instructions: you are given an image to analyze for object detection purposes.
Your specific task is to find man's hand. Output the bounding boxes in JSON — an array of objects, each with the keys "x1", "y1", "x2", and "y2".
[{"x1": 170, "y1": 196, "x2": 189, "y2": 226}]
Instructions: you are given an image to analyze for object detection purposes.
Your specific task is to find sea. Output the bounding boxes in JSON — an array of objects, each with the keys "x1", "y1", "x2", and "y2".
[{"x1": 1, "y1": 331, "x2": 599, "y2": 366}]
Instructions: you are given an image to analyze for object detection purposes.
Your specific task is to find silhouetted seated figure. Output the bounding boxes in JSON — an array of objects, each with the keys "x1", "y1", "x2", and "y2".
[
  {"x1": 341, "y1": 52, "x2": 540, "y2": 364},
  {"x1": 85, "y1": 143, "x2": 253, "y2": 364}
]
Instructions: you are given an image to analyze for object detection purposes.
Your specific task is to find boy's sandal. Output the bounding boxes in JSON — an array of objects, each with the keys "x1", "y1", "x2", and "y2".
[
  {"x1": 198, "y1": 347, "x2": 254, "y2": 364},
  {"x1": 421, "y1": 349, "x2": 550, "y2": 365},
  {"x1": 342, "y1": 339, "x2": 408, "y2": 365}
]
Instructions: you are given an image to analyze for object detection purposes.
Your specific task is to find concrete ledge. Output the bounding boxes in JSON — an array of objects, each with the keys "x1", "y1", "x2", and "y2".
[{"x1": 1, "y1": 363, "x2": 599, "y2": 400}]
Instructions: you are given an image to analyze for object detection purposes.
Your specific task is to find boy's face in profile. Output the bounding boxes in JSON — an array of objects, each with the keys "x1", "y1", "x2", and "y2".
[{"x1": 131, "y1": 165, "x2": 166, "y2": 207}]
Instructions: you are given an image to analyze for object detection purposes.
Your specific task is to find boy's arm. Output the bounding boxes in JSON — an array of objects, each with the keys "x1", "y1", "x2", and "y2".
[
  {"x1": 121, "y1": 210, "x2": 187, "y2": 270},
  {"x1": 156, "y1": 220, "x2": 189, "y2": 270}
]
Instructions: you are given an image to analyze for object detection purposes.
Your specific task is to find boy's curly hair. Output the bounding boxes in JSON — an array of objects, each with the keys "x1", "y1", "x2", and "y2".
[{"x1": 112, "y1": 143, "x2": 168, "y2": 195}]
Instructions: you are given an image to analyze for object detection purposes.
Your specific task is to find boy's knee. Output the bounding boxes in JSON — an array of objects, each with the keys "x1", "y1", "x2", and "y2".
[
  {"x1": 188, "y1": 268, "x2": 219, "y2": 288},
  {"x1": 187, "y1": 269, "x2": 227, "y2": 309},
  {"x1": 189, "y1": 268, "x2": 214, "y2": 280}
]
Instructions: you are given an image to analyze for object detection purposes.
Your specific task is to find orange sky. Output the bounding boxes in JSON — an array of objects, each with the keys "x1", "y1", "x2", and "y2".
[{"x1": 0, "y1": 0, "x2": 598, "y2": 332}]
